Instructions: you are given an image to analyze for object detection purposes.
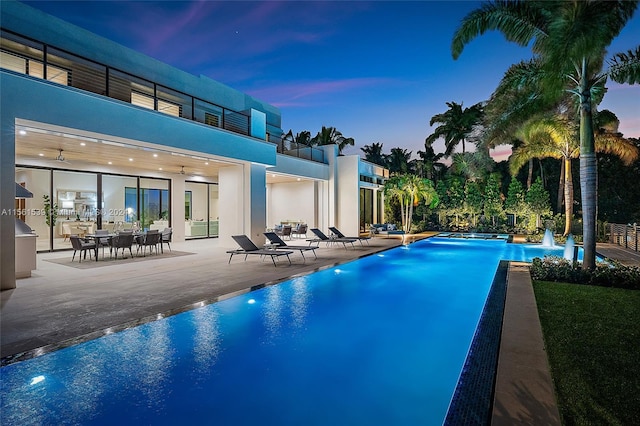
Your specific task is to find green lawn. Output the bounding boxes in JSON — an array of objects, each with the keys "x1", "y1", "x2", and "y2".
[{"x1": 533, "y1": 281, "x2": 640, "y2": 426}]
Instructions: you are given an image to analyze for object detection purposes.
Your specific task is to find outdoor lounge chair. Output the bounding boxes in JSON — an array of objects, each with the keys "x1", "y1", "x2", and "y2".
[
  {"x1": 264, "y1": 232, "x2": 319, "y2": 261},
  {"x1": 329, "y1": 226, "x2": 371, "y2": 246},
  {"x1": 227, "y1": 235, "x2": 293, "y2": 266},
  {"x1": 307, "y1": 228, "x2": 356, "y2": 249}
]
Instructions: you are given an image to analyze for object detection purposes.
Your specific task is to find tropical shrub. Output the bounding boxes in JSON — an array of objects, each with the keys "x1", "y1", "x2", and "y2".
[{"x1": 530, "y1": 257, "x2": 640, "y2": 290}]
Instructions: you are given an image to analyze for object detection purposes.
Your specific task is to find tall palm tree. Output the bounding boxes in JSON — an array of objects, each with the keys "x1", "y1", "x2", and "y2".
[
  {"x1": 361, "y1": 142, "x2": 387, "y2": 166},
  {"x1": 310, "y1": 126, "x2": 355, "y2": 154},
  {"x1": 509, "y1": 114, "x2": 638, "y2": 235},
  {"x1": 386, "y1": 147, "x2": 413, "y2": 174},
  {"x1": 453, "y1": 0, "x2": 639, "y2": 269},
  {"x1": 426, "y1": 101, "x2": 484, "y2": 156},
  {"x1": 281, "y1": 129, "x2": 312, "y2": 151},
  {"x1": 416, "y1": 142, "x2": 446, "y2": 181}
]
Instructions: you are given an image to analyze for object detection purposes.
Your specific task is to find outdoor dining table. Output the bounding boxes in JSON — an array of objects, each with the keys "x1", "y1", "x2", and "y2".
[{"x1": 84, "y1": 233, "x2": 117, "y2": 261}]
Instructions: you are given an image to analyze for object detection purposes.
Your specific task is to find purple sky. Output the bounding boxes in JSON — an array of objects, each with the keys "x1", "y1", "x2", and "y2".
[{"x1": 24, "y1": 1, "x2": 640, "y2": 162}]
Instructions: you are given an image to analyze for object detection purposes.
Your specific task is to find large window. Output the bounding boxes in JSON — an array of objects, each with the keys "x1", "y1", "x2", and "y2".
[
  {"x1": 360, "y1": 188, "x2": 374, "y2": 232},
  {"x1": 52, "y1": 170, "x2": 97, "y2": 250},
  {"x1": 185, "y1": 181, "x2": 218, "y2": 238},
  {"x1": 125, "y1": 178, "x2": 170, "y2": 231}
]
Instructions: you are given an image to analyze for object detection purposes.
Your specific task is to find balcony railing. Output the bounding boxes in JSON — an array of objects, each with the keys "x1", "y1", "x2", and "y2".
[
  {"x1": 272, "y1": 137, "x2": 326, "y2": 164},
  {"x1": 609, "y1": 223, "x2": 639, "y2": 252},
  {"x1": 1, "y1": 30, "x2": 259, "y2": 142},
  {"x1": 1, "y1": 29, "x2": 332, "y2": 164}
]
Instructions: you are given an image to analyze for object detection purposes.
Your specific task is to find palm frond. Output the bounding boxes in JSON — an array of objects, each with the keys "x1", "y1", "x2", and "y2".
[
  {"x1": 452, "y1": 0, "x2": 548, "y2": 59},
  {"x1": 608, "y1": 46, "x2": 640, "y2": 84}
]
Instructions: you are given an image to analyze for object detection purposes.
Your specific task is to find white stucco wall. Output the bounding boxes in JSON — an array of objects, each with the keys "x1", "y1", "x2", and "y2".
[
  {"x1": 336, "y1": 155, "x2": 361, "y2": 236},
  {"x1": 267, "y1": 181, "x2": 316, "y2": 228}
]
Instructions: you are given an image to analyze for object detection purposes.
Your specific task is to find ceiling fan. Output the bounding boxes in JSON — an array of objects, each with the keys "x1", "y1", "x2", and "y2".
[{"x1": 55, "y1": 149, "x2": 71, "y2": 164}]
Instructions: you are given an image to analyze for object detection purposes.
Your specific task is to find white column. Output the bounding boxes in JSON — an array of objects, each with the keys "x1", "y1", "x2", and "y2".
[
  {"x1": 171, "y1": 177, "x2": 185, "y2": 242},
  {"x1": 219, "y1": 163, "x2": 267, "y2": 247},
  {"x1": 1, "y1": 125, "x2": 16, "y2": 289},
  {"x1": 322, "y1": 145, "x2": 339, "y2": 232}
]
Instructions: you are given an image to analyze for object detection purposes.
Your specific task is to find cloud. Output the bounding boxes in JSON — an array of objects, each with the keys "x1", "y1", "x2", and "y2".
[{"x1": 247, "y1": 78, "x2": 397, "y2": 107}]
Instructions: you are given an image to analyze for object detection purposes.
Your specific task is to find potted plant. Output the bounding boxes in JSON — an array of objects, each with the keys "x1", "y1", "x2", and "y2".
[{"x1": 43, "y1": 194, "x2": 58, "y2": 227}]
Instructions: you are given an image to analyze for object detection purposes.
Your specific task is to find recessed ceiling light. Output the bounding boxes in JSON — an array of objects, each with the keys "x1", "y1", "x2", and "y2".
[
  {"x1": 18, "y1": 130, "x2": 27, "y2": 136},
  {"x1": 205, "y1": 162, "x2": 209, "y2": 165},
  {"x1": 108, "y1": 161, "x2": 112, "y2": 165},
  {"x1": 129, "y1": 158, "x2": 133, "y2": 162},
  {"x1": 153, "y1": 154, "x2": 158, "y2": 158},
  {"x1": 38, "y1": 153, "x2": 44, "y2": 156},
  {"x1": 158, "y1": 167, "x2": 163, "y2": 171},
  {"x1": 80, "y1": 142, "x2": 86, "y2": 146},
  {"x1": 271, "y1": 174, "x2": 276, "y2": 177},
  {"x1": 297, "y1": 178, "x2": 301, "y2": 181}
]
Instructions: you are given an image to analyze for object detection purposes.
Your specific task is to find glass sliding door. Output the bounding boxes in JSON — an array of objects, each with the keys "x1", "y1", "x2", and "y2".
[
  {"x1": 185, "y1": 182, "x2": 208, "y2": 238},
  {"x1": 360, "y1": 188, "x2": 374, "y2": 232},
  {"x1": 52, "y1": 170, "x2": 97, "y2": 250},
  {"x1": 103, "y1": 174, "x2": 137, "y2": 232},
  {"x1": 140, "y1": 178, "x2": 170, "y2": 231}
]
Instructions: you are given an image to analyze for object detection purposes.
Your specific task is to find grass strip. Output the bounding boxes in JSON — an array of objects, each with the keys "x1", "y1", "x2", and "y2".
[{"x1": 533, "y1": 281, "x2": 640, "y2": 425}]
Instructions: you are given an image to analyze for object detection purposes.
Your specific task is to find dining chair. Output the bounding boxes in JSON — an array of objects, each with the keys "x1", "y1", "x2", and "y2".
[
  {"x1": 161, "y1": 227, "x2": 173, "y2": 253},
  {"x1": 94, "y1": 229, "x2": 110, "y2": 259},
  {"x1": 137, "y1": 230, "x2": 161, "y2": 257},
  {"x1": 70, "y1": 235, "x2": 96, "y2": 263},
  {"x1": 109, "y1": 233, "x2": 134, "y2": 259}
]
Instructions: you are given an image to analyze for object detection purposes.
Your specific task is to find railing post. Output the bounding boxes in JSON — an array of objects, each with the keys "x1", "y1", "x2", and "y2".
[{"x1": 625, "y1": 225, "x2": 628, "y2": 249}]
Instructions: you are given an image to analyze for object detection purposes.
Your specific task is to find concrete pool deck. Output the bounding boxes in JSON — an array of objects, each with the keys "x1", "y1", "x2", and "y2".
[{"x1": 1, "y1": 234, "x2": 636, "y2": 423}]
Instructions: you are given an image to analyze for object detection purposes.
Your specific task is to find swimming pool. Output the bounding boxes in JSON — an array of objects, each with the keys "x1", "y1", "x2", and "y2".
[{"x1": 0, "y1": 238, "x2": 570, "y2": 425}]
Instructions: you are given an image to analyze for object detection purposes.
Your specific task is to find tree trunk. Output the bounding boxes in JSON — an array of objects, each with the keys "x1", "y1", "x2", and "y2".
[
  {"x1": 563, "y1": 157, "x2": 573, "y2": 236},
  {"x1": 579, "y1": 59, "x2": 597, "y2": 270},
  {"x1": 527, "y1": 158, "x2": 533, "y2": 189},
  {"x1": 557, "y1": 160, "x2": 565, "y2": 213}
]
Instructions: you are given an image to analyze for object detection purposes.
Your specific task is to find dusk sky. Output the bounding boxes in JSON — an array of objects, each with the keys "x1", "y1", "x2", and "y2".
[{"x1": 24, "y1": 0, "x2": 640, "y2": 162}]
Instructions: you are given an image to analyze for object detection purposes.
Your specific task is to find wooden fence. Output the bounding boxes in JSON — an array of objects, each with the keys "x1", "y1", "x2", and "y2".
[{"x1": 609, "y1": 223, "x2": 639, "y2": 252}]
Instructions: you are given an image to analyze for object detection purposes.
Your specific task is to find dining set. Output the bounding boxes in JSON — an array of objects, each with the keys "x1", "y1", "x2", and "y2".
[{"x1": 70, "y1": 228, "x2": 172, "y2": 262}]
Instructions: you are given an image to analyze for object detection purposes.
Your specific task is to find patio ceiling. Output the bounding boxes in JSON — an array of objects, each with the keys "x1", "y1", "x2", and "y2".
[{"x1": 13, "y1": 122, "x2": 308, "y2": 184}]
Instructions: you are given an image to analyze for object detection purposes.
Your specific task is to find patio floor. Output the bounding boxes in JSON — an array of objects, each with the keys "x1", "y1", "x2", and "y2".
[{"x1": 1, "y1": 236, "x2": 404, "y2": 360}]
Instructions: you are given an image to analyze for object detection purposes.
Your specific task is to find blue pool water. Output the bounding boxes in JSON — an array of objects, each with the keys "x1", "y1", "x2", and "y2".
[{"x1": 0, "y1": 238, "x2": 579, "y2": 425}]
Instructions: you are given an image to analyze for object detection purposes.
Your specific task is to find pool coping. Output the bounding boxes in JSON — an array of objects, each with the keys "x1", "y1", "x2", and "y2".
[{"x1": 491, "y1": 262, "x2": 561, "y2": 425}]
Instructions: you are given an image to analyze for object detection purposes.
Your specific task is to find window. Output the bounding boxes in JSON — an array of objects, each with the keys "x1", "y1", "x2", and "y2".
[
  {"x1": 47, "y1": 47, "x2": 105, "y2": 93},
  {"x1": 194, "y1": 99, "x2": 223, "y2": 128},
  {"x1": 205, "y1": 112, "x2": 220, "y2": 127},
  {"x1": 131, "y1": 91, "x2": 155, "y2": 110},
  {"x1": 157, "y1": 85, "x2": 192, "y2": 119},
  {"x1": 185, "y1": 191, "x2": 192, "y2": 220}
]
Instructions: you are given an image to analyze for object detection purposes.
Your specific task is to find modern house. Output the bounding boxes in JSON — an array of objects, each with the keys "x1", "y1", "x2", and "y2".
[{"x1": 0, "y1": 0, "x2": 388, "y2": 289}]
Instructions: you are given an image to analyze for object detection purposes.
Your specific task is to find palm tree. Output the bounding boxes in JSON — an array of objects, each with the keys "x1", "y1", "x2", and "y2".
[
  {"x1": 509, "y1": 114, "x2": 638, "y2": 235},
  {"x1": 426, "y1": 101, "x2": 484, "y2": 156},
  {"x1": 310, "y1": 126, "x2": 354, "y2": 154},
  {"x1": 281, "y1": 129, "x2": 312, "y2": 151},
  {"x1": 449, "y1": 151, "x2": 494, "y2": 182},
  {"x1": 361, "y1": 142, "x2": 387, "y2": 166},
  {"x1": 416, "y1": 142, "x2": 446, "y2": 181},
  {"x1": 453, "y1": 1, "x2": 639, "y2": 269},
  {"x1": 383, "y1": 174, "x2": 439, "y2": 233},
  {"x1": 386, "y1": 147, "x2": 413, "y2": 174}
]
